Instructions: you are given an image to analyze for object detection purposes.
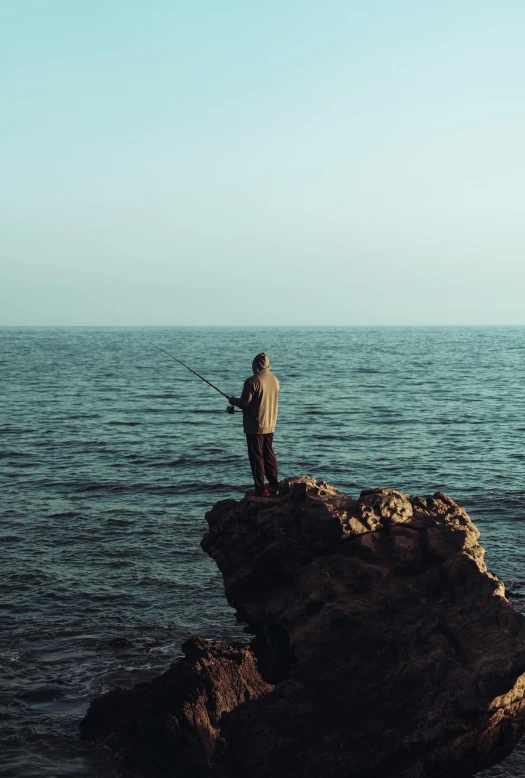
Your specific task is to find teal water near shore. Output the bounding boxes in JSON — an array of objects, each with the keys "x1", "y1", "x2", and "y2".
[{"x1": 2, "y1": 326, "x2": 525, "y2": 777}]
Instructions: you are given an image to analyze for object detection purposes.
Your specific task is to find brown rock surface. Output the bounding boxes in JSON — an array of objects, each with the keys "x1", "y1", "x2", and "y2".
[
  {"x1": 79, "y1": 635, "x2": 272, "y2": 777},
  {"x1": 81, "y1": 477, "x2": 525, "y2": 778},
  {"x1": 202, "y1": 477, "x2": 525, "y2": 778}
]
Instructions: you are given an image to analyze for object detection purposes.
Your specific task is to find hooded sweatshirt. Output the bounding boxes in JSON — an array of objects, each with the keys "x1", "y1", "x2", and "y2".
[{"x1": 231, "y1": 353, "x2": 280, "y2": 434}]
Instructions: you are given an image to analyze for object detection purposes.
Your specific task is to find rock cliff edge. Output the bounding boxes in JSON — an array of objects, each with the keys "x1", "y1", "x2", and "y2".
[{"x1": 81, "y1": 477, "x2": 525, "y2": 778}]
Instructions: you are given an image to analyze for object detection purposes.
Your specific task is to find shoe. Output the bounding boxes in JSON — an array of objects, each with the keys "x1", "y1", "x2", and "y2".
[
  {"x1": 245, "y1": 489, "x2": 270, "y2": 498},
  {"x1": 267, "y1": 484, "x2": 278, "y2": 496}
]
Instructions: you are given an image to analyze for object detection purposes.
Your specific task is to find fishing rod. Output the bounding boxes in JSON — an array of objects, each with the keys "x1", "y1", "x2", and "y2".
[{"x1": 152, "y1": 344, "x2": 237, "y2": 414}]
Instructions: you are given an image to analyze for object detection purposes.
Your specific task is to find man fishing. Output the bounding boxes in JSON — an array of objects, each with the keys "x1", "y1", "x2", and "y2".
[
  {"x1": 153, "y1": 345, "x2": 280, "y2": 498},
  {"x1": 229, "y1": 353, "x2": 280, "y2": 498}
]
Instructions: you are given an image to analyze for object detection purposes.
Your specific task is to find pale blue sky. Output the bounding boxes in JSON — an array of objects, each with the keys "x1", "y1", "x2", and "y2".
[{"x1": 2, "y1": 0, "x2": 524, "y2": 325}]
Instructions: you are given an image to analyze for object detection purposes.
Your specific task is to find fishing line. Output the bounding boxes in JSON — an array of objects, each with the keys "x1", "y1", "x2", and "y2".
[{"x1": 152, "y1": 344, "x2": 237, "y2": 414}]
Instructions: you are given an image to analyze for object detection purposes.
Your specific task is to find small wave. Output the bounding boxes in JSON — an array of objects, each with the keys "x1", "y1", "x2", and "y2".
[
  {"x1": 107, "y1": 421, "x2": 140, "y2": 426},
  {"x1": 87, "y1": 592, "x2": 133, "y2": 603},
  {"x1": 95, "y1": 636, "x2": 134, "y2": 650},
  {"x1": 106, "y1": 507, "x2": 142, "y2": 516},
  {"x1": 48, "y1": 511, "x2": 83, "y2": 519},
  {"x1": 167, "y1": 481, "x2": 236, "y2": 494},
  {"x1": 1, "y1": 649, "x2": 25, "y2": 663},
  {"x1": 72, "y1": 482, "x2": 126, "y2": 492},
  {"x1": 377, "y1": 419, "x2": 417, "y2": 426},
  {"x1": 143, "y1": 393, "x2": 177, "y2": 399},
  {"x1": 192, "y1": 409, "x2": 227, "y2": 414},
  {"x1": 64, "y1": 480, "x2": 236, "y2": 496},
  {"x1": 150, "y1": 458, "x2": 187, "y2": 467},
  {"x1": 18, "y1": 686, "x2": 64, "y2": 703},
  {"x1": 0, "y1": 427, "x2": 35, "y2": 434},
  {"x1": 7, "y1": 571, "x2": 51, "y2": 583},
  {"x1": 106, "y1": 559, "x2": 135, "y2": 568}
]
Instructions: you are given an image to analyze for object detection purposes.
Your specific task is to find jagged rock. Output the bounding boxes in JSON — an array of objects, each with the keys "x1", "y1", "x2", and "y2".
[
  {"x1": 81, "y1": 477, "x2": 525, "y2": 778},
  {"x1": 80, "y1": 636, "x2": 272, "y2": 777},
  {"x1": 202, "y1": 477, "x2": 525, "y2": 778}
]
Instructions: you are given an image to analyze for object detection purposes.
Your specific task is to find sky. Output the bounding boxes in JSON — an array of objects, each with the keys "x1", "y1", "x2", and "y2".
[{"x1": 1, "y1": 0, "x2": 524, "y2": 325}]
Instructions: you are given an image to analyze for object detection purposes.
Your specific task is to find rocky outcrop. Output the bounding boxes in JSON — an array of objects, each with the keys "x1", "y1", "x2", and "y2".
[
  {"x1": 81, "y1": 477, "x2": 525, "y2": 777},
  {"x1": 79, "y1": 636, "x2": 271, "y2": 777},
  {"x1": 203, "y1": 478, "x2": 525, "y2": 778}
]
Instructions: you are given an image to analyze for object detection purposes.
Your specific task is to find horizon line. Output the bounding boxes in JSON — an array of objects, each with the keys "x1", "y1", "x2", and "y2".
[{"x1": 1, "y1": 324, "x2": 525, "y2": 329}]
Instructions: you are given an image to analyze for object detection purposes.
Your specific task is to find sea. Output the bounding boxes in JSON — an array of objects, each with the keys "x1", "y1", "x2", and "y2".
[{"x1": 2, "y1": 326, "x2": 525, "y2": 778}]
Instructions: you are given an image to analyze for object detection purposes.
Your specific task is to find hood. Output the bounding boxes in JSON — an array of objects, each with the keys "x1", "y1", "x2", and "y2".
[{"x1": 252, "y1": 352, "x2": 270, "y2": 373}]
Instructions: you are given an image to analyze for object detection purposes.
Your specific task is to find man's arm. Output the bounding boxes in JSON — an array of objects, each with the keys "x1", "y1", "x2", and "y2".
[{"x1": 229, "y1": 377, "x2": 254, "y2": 410}]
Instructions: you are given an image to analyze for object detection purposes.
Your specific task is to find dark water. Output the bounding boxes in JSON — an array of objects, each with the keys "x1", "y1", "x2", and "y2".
[{"x1": 2, "y1": 326, "x2": 525, "y2": 777}]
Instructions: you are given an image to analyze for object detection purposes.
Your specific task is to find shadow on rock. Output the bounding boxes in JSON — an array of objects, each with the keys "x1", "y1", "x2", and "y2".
[{"x1": 81, "y1": 477, "x2": 525, "y2": 778}]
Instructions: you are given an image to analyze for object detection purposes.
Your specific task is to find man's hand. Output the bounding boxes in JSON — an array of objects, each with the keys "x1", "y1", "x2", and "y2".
[{"x1": 229, "y1": 396, "x2": 237, "y2": 406}]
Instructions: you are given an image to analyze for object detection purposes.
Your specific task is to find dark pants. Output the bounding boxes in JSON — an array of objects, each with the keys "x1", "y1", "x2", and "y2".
[{"x1": 246, "y1": 433, "x2": 278, "y2": 493}]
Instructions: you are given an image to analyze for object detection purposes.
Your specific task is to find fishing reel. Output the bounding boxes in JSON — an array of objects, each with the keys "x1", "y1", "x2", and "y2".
[{"x1": 225, "y1": 404, "x2": 236, "y2": 415}]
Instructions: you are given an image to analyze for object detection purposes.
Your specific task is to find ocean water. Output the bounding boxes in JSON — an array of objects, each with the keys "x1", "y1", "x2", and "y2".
[{"x1": 2, "y1": 326, "x2": 525, "y2": 778}]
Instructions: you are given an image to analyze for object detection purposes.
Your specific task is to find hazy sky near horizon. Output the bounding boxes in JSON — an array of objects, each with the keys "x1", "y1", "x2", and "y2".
[{"x1": 2, "y1": 1, "x2": 524, "y2": 325}]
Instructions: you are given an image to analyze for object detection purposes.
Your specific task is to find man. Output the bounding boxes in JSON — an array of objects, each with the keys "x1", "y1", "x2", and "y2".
[{"x1": 229, "y1": 352, "x2": 280, "y2": 498}]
